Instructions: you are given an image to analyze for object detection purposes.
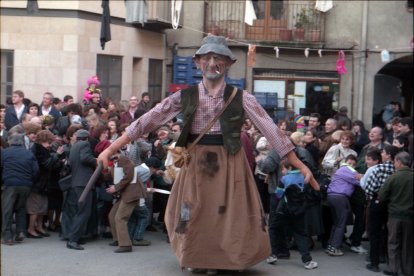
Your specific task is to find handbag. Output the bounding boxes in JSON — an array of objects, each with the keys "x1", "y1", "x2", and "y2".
[{"x1": 171, "y1": 87, "x2": 238, "y2": 168}]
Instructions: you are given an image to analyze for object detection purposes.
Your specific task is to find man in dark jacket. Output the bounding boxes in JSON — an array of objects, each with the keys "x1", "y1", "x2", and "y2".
[
  {"x1": 65, "y1": 129, "x2": 96, "y2": 250},
  {"x1": 5, "y1": 90, "x2": 28, "y2": 130},
  {"x1": 1, "y1": 133, "x2": 39, "y2": 245},
  {"x1": 38, "y1": 92, "x2": 61, "y2": 130},
  {"x1": 379, "y1": 151, "x2": 413, "y2": 276}
]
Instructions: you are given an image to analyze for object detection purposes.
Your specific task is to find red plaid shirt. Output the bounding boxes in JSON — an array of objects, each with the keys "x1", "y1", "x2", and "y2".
[{"x1": 126, "y1": 82, "x2": 294, "y2": 158}]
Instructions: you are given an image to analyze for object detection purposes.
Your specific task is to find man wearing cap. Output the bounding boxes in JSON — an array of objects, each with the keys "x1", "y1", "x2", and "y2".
[
  {"x1": 65, "y1": 129, "x2": 96, "y2": 250},
  {"x1": 97, "y1": 35, "x2": 319, "y2": 272}
]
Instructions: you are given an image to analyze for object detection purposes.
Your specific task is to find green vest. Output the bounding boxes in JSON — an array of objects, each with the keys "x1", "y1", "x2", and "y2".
[{"x1": 176, "y1": 85, "x2": 244, "y2": 155}]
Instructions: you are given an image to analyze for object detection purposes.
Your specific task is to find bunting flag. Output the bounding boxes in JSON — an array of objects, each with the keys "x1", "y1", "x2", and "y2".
[
  {"x1": 274, "y1": 47, "x2": 279, "y2": 58},
  {"x1": 304, "y1": 48, "x2": 310, "y2": 58},
  {"x1": 100, "y1": 0, "x2": 111, "y2": 50},
  {"x1": 247, "y1": 44, "x2": 256, "y2": 67}
]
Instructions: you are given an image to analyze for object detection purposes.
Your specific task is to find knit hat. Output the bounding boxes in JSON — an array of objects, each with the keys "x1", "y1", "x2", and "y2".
[
  {"x1": 76, "y1": 129, "x2": 89, "y2": 139},
  {"x1": 194, "y1": 35, "x2": 236, "y2": 62},
  {"x1": 294, "y1": 115, "x2": 305, "y2": 125}
]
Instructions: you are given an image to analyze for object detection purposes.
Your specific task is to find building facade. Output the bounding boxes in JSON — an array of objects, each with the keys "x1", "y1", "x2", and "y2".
[
  {"x1": 1, "y1": 0, "x2": 173, "y2": 104},
  {"x1": 166, "y1": 0, "x2": 413, "y2": 126}
]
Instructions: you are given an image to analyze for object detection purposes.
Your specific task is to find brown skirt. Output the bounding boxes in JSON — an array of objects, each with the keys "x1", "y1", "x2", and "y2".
[
  {"x1": 165, "y1": 145, "x2": 271, "y2": 270},
  {"x1": 26, "y1": 192, "x2": 48, "y2": 215}
]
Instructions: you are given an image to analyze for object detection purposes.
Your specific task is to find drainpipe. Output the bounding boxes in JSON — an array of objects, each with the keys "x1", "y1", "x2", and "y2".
[{"x1": 357, "y1": 1, "x2": 368, "y2": 120}]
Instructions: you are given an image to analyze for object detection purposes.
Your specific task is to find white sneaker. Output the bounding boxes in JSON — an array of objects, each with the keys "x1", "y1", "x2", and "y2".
[
  {"x1": 304, "y1": 261, "x2": 318, "y2": 269},
  {"x1": 350, "y1": 245, "x2": 368, "y2": 254},
  {"x1": 266, "y1": 255, "x2": 278, "y2": 264}
]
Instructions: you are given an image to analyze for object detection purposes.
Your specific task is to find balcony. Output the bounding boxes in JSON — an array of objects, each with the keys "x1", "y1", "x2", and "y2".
[
  {"x1": 204, "y1": 0, "x2": 325, "y2": 45},
  {"x1": 127, "y1": 0, "x2": 181, "y2": 31}
]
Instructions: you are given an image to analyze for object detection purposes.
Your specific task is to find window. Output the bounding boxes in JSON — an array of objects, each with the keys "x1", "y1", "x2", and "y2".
[
  {"x1": 148, "y1": 59, "x2": 163, "y2": 102},
  {"x1": 1, "y1": 50, "x2": 14, "y2": 104},
  {"x1": 96, "y1": 55, "x2": 122, "y2": 101},
  {"x1": 253, "y1": 69, "x2": 339, "y2": 123}
]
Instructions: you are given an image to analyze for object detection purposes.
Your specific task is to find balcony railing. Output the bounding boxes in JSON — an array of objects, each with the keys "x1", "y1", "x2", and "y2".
[{"x1": 204, "y1": 1, "x2": 325, "y2": 43}]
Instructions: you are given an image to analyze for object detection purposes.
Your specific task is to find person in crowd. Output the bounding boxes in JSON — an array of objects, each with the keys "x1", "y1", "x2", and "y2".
[
  {"x1": 364, "y1": 145, "x2": 399, "y2": 273},
  {"x1": 290, "y1": 131, "x2": 304, "y2": 147},
  {"x1": 355, "y1": 126, "x2": 387, "y2": 174},
  {"x1": 86, "y1": 112, "x2": 104, "y2": 145},
  {"x1": 294, "y1": 115, "x2": 306, "y2": 132},
  {"x1": 55, "y1": 103, "x2": 85, "y2": 136},
  {"x1": 319, "y1": 118, "x2": 338, "y2": 159},
  {"x1": 277, "y1": 119, "x2": 288, "y2": 135},
  {"x1": 1, "y1": 133, "x2": 39, "y2": 245},
  {"x1": 257, "y1": 148, "x2": 282, "y2": 263},
  {"x1": 27, "y1": 130, "x2": 64, "y2": 238},
  {"x1": 88, "y1": 91, "x2": 107, "y2": 115},
  {"x1": 83, "y1": 75, "x2": 101, "y2": 105},
  {"x1": 22, "y1": 122, "x2": 41, "y2": 150},
  {"x1": 40, "y1": 114, "x2": 58, "y2": 135},
  {"x1": 162, "y1": 122, "x2": 183, "y2": 184},
  {"x1": 59, "y1": 95, "x2": 74, "y2": 116},
  {"x1": 53, "y1": 97, "x2": 63, "y2": 113},
  {"x1": 397, "y1": 117, "x2": 413, "y2": 157},
  {"x1": 5, "y1": 90, "x2": 28, "y2": 130},
  {"x1": 101, "y1": 99, "x2": 123, "y2": 121},
  {"x1": 254, "y1": 135, "x2": 271, "y2": 213},
  {"x1": 305, "y1": 113, "x2": 323, "y2": 136},
  {"x1": 127, "y1": 160, "x2": 153, "y2": 246},
  {"x1": 151, "y1": 126, "x2": 172, "y2": 161},
  {"x1": 379, "y1": 151, "x2": 413, "y2": 276},
  {"x1": 392, "y1": 135, "x2": 409, "y2": 153},
  {"x1": 301, "y1": 129, "x2": 320, "y2": 166},
  {"x1": 28, "y1": 102, "x2": 40, "y2": 117},
  {"x1": 325, "y1": 155, "x2": 361, "y2": 256},
  {"x1": 322, "y1": 130, "x2": 357, "y2": 177},
  {"x1": 138, "y1": 92, "x2": 151, "y2": 113},
  {"x1": 38, "y1": 92, "x2": 61, "y2": 122},
  {"x1": 59, "y1": 125, "x2": 83, "y2": 240},
  {"x1": 334, "y1": 106, "x2": 352, "y2": 130},
  {"x1": 108, "y1": 118, "x2": 120, "y2": 143},
  {"x1": 269, "y1": 159, "x2": 319, "y2": 269},
  {"x1": 384, "y1": 117, "x2": 401, "y2": 144},
  {"x1": 46, "y1": 134, "x2": 66, "y2": 232},
  {"x1": 358, "y1": 147, "x2": 382, "y2": 245},
  {"x1": 65, "y1": 129, "x2": 96, "y2": 250},
  {"x1": 0, "y1": 103, "x2": 6, "y2": 120},
  {"x1": 97, "y1": 35, "x2": 317, "y2": 273},
  {"x1": 120, "y1": 96, "x2": 139, "y2": 125},
  {"x1": 352, "y1": 120, "x2": 370, "y2": 156},
  {"x1": 348, "y1": 127, "x2": 386, "y2": 262},
  {"x1": 106, "y1": 153, "x2": 145, "y2": 253}
]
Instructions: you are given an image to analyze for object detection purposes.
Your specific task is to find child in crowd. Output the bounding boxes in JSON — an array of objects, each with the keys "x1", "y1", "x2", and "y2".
[{"x1": 267, "y1": 159, "x2": 318, "y2": 270}]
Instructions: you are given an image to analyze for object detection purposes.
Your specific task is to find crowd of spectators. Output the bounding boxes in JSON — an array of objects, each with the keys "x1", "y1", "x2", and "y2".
[{"x1": 1, "y1": 85, "x2": 412, "y2": 275}]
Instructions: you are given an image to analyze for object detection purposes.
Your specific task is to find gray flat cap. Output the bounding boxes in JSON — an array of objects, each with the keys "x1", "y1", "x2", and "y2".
[
  {"x1": 194, "y1": 35, "x2": 236, "y2": 61},
  {"x1": 76, "y1": 129, "x2": 89, "y2": 138}
]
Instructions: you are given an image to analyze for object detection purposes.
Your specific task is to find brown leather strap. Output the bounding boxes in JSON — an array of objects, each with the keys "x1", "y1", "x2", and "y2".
[{"x1": 186, "y1": 86, "x2": 238, "y2": 152}]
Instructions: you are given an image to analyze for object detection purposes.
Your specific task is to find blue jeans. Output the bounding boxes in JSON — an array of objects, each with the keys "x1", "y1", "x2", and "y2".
[{"x1": 128, "y1": 205, "x2": 149, "y2": 241}]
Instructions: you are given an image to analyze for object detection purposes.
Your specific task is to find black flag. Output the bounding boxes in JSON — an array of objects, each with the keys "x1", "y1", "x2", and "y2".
[{"x1": 100, "y1": 0, "x2": 111, "y2": 50}]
